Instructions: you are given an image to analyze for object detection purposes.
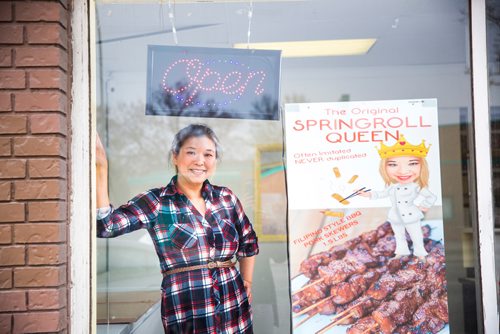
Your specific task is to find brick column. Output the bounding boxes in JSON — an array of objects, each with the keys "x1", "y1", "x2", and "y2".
[{"x1": 0, "y1": 1, "x2": 70, "y2": 333}]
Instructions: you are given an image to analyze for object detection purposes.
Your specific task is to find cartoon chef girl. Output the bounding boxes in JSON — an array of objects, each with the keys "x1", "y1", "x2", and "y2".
[{"x1": 359, "y1": 134, "x2": 437, "y2": 258}]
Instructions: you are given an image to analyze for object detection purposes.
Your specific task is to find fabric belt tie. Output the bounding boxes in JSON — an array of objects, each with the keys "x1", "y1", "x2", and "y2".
[{"x1": 162, "y1": 259, "x2": 236, "y2": 276}]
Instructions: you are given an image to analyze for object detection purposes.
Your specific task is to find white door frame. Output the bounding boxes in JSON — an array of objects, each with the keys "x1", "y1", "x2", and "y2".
[
  {"x1": 471, "y1": 0, "x2": 500, "y2": 332},
  {"x1": 70, "y1": 0, "x2": 95, "y2": 332}
]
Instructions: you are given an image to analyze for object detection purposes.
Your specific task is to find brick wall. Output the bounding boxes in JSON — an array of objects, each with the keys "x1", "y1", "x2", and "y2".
[{"x1": 0, "y1": 1, "x2": 71, "y2": 333}]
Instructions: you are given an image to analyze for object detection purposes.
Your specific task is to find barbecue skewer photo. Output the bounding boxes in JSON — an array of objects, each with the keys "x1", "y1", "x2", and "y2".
[{"x1": 291, "y1": 221, "x2": 449, "y2": 334}]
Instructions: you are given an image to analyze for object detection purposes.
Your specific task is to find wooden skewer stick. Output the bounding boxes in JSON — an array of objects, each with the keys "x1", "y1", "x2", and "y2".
[
  {"x1": 312, "y1": 299, "x2": 368, "y2": 333},
  {"x1": 327, "y1": 299, "x2": 365, "y2": 324},
  {"x1": 293, "y1": 296, "x2": 333, "y2": 318},
  {"x1": 315, "y1": 313, "x2": 353, "y2": 334},
  {"x1": 361, "y1": 323, "x2": 379, "y2": 334},
  {"x1": 293, "y1": 309, "x2": 319, "y2": 329},
  {"x1": 292, "y1": 277, "x2": 325, "y2": 295}
]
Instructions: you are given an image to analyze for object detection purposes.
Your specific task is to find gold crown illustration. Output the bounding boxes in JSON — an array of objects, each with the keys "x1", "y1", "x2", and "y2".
[{"x1": 377, "y1": 135, "x2": 430, "y2": 159}]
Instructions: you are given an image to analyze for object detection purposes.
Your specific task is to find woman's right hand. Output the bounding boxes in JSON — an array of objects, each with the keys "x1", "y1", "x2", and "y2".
[
  {"x1": 357, "y1": 189, "x2": 372, "y2": 198},
  {"x1": 96, "y1": 133, "x2": 110, "y2": 208},
  {"x1": 96, "y1": 134, "x2": 108, "y2": 171}
]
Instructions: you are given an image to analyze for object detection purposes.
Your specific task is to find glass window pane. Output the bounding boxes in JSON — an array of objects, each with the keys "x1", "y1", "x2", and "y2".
[{"x1": 95, "y1": 1, "x2": 480, "y2": 333}]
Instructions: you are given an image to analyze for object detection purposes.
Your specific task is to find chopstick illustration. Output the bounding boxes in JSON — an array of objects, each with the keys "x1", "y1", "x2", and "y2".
[{"x1": 339, "y1": 187, "x2": 370, "y2": 203}]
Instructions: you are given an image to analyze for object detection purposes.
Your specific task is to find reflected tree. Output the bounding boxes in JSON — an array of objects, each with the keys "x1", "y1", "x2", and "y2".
[{"x1": 147, "y1": 80, "x2": 202, "y2": 116}]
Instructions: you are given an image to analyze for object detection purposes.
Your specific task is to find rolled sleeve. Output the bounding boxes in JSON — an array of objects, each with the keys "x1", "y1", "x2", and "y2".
[
  {"x1": 97, "y1": 189, "x2": 161, "y2": 238},
  {"x1": 232, "y1": 195, "x2": 259, "y2": 258}
]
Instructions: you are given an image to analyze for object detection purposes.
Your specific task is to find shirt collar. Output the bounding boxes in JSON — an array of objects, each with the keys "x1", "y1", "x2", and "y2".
[{"x1": 161, "y1": 175, "x2": 214, "y2": 201}]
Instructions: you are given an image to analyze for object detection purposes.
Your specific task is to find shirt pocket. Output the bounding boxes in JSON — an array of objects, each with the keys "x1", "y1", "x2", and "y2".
[
  {"x1": 169, "y1": 222, "x2": 198, "y2": 249},
  {"x1": 219, "y1": 219, "x2": 239, "y2": 245},
  {"x1": 160, "y1": 212, "x2": 198, "y2": 249}
]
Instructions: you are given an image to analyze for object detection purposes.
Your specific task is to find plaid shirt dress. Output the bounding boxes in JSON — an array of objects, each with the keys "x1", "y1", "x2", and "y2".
[{"x1": 97, "y1": 176, "x2": 259, "y2": 333}]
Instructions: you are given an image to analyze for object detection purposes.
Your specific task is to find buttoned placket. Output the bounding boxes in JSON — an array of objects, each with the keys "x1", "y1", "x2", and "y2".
[{"x1": 201, "y1": 200, "x2": 224, "y2": 333}]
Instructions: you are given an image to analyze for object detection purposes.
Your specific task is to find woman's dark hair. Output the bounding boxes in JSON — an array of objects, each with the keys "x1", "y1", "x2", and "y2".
[{"x1": 170, "y1": 124, "x2": 222, "y2": 159}]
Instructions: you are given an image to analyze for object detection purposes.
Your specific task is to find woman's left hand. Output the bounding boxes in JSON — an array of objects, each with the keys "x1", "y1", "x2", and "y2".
[
  {"x1": 239, "y1": 256, "x2": 255, "y2": 304},
  {"x1": 417, "y1": 206, "x2": 429, "y2": 213},
  {"x1": 418, "y1": 206, "x2": 429, "y2": 213},
  {"x1": 243, "y1": 279, "x2": 253, "y2": 304}
]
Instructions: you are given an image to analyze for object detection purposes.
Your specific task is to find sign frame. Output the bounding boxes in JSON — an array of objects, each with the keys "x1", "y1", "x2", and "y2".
[{"x1": 145, "y1": 45, "x2": 281, "y2": 120}]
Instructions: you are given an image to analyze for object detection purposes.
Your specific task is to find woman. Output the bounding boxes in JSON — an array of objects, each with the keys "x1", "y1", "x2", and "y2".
[
  {"x1": 96, "y1": 124, "x2": 259, "y2": 333},
  {"x1": 359, "y1": 135, "x2": 436, "y2": 258}
]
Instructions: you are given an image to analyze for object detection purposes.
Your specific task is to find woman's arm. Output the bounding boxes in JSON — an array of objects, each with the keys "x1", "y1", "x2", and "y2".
[
  {"x1": 239, "y1": 255, "x2": 256, "y2": 303},
  {"x1": 416, "y1": 187, "x2": 437, "y2": 213},
  {"x1": 96, "y1": 134, "x2": 110, "y2": 208},
  {"x1": 95, "y1": 135, "x2": 160, "y2": 238}
]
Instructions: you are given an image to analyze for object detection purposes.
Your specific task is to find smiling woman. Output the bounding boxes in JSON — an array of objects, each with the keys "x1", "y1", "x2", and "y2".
[{"x1": 96, "y1": 124, "x2": 259, "y2": 333}]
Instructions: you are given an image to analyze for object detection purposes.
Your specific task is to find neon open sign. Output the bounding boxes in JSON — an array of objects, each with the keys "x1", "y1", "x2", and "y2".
[{"x1": 146, "y1": 45, "x2": 281, "y2": 120}]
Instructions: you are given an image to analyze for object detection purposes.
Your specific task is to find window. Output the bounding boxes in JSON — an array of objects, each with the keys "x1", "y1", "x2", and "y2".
[{"x1": 94, "y1": 1, "x2": 484, "y2": 332}]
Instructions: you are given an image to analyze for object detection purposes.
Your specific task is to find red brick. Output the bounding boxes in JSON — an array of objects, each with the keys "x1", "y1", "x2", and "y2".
[
  {"x1": 16, "y1": 2, "x2": 67, "y2": 27},
  {"x1": 0, "y1": 314, "x2": 11, "y2": 333},
  {"x1": 0, "y1": 159, "x2": 26, "y2": 178},
  {"x1": 30, "y1": 114, "x2": 66, "y2": 135},
  {"x1": 0, "y1": 137, "x2": 11, "y2": 156},
  {"x1": 28, "y1": 288, "x2": 65, "y2": 310},
  {"x1": 28, "y1": 244, "x2": 65, "y2": 265},
  {"x1": 0, "y1": 92, "x2": 12, "y2": 111},
  {"x1": 27, "y1": 24, "x2": 67, "y2": 48},
  {"x1": 0, "y1": 268, "x2": 12, "y2": 289},
  {"x1": 13, "y1": 310, "x2": 66, "y2": 333},
  {"x1": 29, "y1": 69, "x2": 67, "y2": 91},
  {"x1": 28, "y1": 201, "x2": 66, "y2": 221},
  {"x1": 0, "y1": 202, "x2": 24, "y2": 222},
  {"x1": 14, "y1": 223, "x2": 66, "y2": 243},
  {"x1": 0, "y1": 245, "x2": 25, "y2": 266},
  {"x1": 0, "y1": 24, "x2": 23, "y2": 44},
  {"x1": 29, "y1": 158, "x2": 66, "y2": 178},
  {"x1": 15, "y1": 91, "x2": 66, "y2": 112},
  {"x1": 0, "y1": 181, "x2": 10, "y2": 201},
  {"x1": 0, "y1": 115, "x2": 26, "y2": 134},
  {"x1": 0, "y1": 48, "x2": 12, "y2": 67},
  {"x1": 0, "y1": 182, "x2": 10, "y2": 201},
  {"x1": 0, "y1": 225, "x2": 12, "y2": 244},
  {"x1": 0, "y1": 70, "x2": 25, "y2": 89},
  {"x1": 14, "y1": 180, "x2": 65, "y2": 200},
  {"x1": 0, "y1": 291, "x2": 26, "y2": 312},
  {"x1": 15, "y1": 47, "x2": 67, "y2": 70},
  {"x1": 14, "y1": 266, "x2": 65, "y2": 287},
  {"x1": 14, "y1": 136, "x2": 66, "y2": 157},
  {"x1": 0, "y1": 3, "x2": 13, "y2": 22}
]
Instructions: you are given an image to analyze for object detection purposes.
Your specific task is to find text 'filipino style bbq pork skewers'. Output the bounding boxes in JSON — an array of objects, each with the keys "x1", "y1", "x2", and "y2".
[{"x1": 298, "y1": 222, "x2": 394, "y2": 280}]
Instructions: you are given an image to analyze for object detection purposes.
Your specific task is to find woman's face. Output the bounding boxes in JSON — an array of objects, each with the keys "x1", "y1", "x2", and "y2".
[
  {"x1": 385, "y1": 156, "x2": 421, "y2": 184},
  {"x1": 173, "y1": 135, "x2": 217, "y2": 187}
]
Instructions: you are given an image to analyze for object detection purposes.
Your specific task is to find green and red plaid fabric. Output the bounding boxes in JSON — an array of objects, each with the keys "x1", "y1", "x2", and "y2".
[{"x1": 97, "y1": 176, "x2": 259, "y2": 333}]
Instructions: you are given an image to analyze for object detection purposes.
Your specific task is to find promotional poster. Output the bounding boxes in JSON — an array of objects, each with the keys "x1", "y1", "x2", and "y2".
[{"x1": 285, "y1": 99, "x2": 449, "y2": 334}]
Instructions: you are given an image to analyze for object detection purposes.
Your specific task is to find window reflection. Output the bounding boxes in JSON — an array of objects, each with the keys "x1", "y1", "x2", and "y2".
[{"x1": 95, "y1": 1, "x2": 479, "y2": 333}]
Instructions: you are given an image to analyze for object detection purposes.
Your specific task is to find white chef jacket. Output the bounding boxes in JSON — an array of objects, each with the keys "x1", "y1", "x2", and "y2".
[{"x1": 371, "y1": 182, "x2": 437, "y2": 224}]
